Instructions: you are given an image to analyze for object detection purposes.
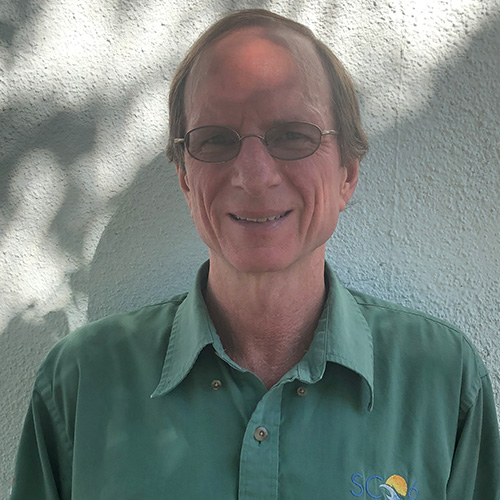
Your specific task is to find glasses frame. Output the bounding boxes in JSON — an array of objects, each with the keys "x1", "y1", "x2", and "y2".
[{"x1": 174, "y1": 121, "x2": 337, "y2": 163}]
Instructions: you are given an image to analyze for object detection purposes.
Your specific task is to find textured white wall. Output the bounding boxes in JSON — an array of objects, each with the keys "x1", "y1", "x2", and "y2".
[{"x1": 1, "y1": 0, "x2": 499, "y2": 495}]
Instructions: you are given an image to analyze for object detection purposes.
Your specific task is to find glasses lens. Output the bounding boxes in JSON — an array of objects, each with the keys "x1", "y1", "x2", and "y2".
[
  {"x1": 186, "y1": 126, "x2": 240, "y2": 162},
  {"x1": 265, "y1": 122, "x2": 322, "y2": 160}
]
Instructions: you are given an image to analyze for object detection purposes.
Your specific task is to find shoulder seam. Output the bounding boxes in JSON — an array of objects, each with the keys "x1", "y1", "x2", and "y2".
[{"x1": 353, "y1": 297, "x2": 463, "y2": 335}]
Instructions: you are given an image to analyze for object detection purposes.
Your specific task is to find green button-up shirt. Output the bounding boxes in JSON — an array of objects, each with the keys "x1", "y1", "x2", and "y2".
[{"x1": 11, "y1": 262, "x2": 500, "y2": 499}]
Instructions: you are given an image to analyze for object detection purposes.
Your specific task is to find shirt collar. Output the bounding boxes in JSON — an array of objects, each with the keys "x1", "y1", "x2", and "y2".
[
  {"x1": 324, "y1": 262, "x2": 374, "y2": 410},
  {"x1": 151, "y1": 261, "x2": 374, "y2": 410},
  {"x1": 151, "y1": 261, "x2": 214, "y2": 398}
]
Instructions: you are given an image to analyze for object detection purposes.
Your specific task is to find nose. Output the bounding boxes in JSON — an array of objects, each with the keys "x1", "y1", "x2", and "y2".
[{"x1": 230, "y1": 135, "x2": 282, "y2": 196}]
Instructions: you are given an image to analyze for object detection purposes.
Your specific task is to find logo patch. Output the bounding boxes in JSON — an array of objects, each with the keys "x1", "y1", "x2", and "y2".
[{"x1": 350, "y1": 473, "x2": 418, "y2": 499}]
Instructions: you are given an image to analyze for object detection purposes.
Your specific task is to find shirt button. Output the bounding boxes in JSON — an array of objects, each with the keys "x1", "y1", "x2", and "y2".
[
  {"x1": 254, "y1": 426, "x2": 269, "y2": 442},
  {"x1": 211, "y1": 379, "x2": 222, "y2": 390},
  {"x1": 296, "y1": 386, "x2": 307, "y2": 397}
]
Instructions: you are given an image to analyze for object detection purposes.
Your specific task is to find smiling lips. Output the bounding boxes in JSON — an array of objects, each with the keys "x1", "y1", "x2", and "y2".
[{"x1": 231, "y1": 211, "x2": 291, "y2": 223}]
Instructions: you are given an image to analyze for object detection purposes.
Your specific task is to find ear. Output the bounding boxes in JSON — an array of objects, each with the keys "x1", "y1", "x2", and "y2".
[
  {"x1": 339, "y1": 158, "x2": 359, "y2": 211},
  {"x1": 176, "y1": 165, "x2": 192, "y2": 212}
]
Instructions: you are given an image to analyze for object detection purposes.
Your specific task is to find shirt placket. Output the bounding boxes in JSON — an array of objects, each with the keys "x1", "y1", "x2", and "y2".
[{"x1": 238, "y1": 384, "x2": 284, "y2": 500}]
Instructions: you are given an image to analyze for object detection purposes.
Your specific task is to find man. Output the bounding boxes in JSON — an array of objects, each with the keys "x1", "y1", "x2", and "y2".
[{"x1": 11, "y1": 9, "x2": 500, "y2": 499}]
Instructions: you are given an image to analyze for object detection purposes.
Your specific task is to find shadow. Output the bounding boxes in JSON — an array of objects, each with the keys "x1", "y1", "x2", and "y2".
[
  {"x1": 330, "y1": 8, "x2": 500, "y2": 326},
  {"x1": 0, "y1": 109, "x2": 96, "y2": 168},
  {"x1": 0, "y1": 110, "x2": 97, "y2": 224},
  {"x1": 87, "y1": 154, "x2": 207, "y2": 321},
  {"x1": 0, "y1": 0, "x2": 49, "y2": 59},
  {"x1": 0, "y1": 21, "x2": 15, "y2": 46}
]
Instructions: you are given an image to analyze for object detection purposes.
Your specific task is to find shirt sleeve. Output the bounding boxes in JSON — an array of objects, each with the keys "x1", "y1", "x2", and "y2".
[
  {"x1": 446, "y1": 372, "x2": 500, "y2": 499},
  {"x1": 10, "y1": 387, "x2": 73, "y2": 500}
]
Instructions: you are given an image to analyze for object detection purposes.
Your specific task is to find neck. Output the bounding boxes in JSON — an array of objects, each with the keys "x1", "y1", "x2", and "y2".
[{"x1": 205, "y1": 251, "x2": 327, "y2": 388}]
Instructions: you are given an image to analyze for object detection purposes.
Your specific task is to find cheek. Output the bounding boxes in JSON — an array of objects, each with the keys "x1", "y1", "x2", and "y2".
[
  {"x1": 188, "y1": 188, "x2": 205, "y2": 220},
  {"x1": 304, "y1": 169, "x2": 339, "y2": 213},
  {"x1": 184, "y1": 171, "x2": 220, "y2": 221}
]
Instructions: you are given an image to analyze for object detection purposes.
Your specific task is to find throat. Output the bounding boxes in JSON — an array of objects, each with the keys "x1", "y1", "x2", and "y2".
[
  {"x1": 204, "y1": 264, "x2": 327, "y2": 388},
  {"x1": 225, "y1": 331, "x2": 313, "y2": 389}
]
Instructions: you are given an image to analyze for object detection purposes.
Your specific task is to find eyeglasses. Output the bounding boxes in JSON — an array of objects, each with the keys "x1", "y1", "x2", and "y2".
[{"x1": 174, "y1": 121, "x2": 337, "y2": 163}]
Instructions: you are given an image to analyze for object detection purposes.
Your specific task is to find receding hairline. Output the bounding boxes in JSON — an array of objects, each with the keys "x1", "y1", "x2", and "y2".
[
  {"x1": 184, "y1": 25, "x2": 331, "y2": 117},
  {"x1": 189, "y1": 23, "x2": 320, "y2": 67}
]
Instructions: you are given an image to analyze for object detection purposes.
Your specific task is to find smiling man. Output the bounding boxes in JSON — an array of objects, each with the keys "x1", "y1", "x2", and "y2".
[
  {"x1": 11, "y1": 9, "x2": 500, "y2": 500},
  {"x1": 174, "y1": 24, "x2": 358, "y2": 388}
]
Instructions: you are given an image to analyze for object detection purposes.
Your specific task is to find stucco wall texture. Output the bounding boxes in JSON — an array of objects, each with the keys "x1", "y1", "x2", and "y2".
[{"x1": 1, "y1": 0, "x2": 499, "y2": 495}]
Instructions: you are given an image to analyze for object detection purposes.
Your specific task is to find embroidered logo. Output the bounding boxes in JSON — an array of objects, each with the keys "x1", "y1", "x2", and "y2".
[
  {"x1": 350, "y1": 473, "x2": 418, "y2": 499},
  {"x1": 380, "y1": 475, "x2": 407, "y2": 499}
]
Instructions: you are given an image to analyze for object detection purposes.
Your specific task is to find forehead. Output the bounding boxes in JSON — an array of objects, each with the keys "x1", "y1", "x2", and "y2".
[{"x1": 184, "y1": 27, "x2": 330, "y2": 123}]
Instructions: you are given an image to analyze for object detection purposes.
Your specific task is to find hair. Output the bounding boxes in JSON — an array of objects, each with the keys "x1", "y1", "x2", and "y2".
[{"x1": 166, "y1": 9, "x2": 368, "y2": 170}]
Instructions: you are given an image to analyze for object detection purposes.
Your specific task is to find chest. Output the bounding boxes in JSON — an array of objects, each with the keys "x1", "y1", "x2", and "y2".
[{"x1": 70, "y1": 364, "x2": 453, "y2": 500}]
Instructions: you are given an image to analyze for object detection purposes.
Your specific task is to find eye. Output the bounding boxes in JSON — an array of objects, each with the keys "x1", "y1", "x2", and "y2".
[
  {"x1": 185, "y1": 126, "x2": 241, "y2": 162},
  {"x1": 282, "y1": 131, "x2": 308, "y2": 141},
  {"x1": 268, "y1": 129, "x2": 309, "y2": 144},
  {"x1": 188, "y1": 127, "x2": 239, "y2": 153},
  {"x1": 205, "y1": 133, "x2": 236, "y2": 146},
  {"x1": 267, "y1": 124, "x2": 317, "y2": 150}
]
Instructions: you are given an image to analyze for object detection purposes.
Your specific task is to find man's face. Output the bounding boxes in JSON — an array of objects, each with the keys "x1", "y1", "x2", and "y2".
[{"x1": 177, "y1": 27, "x2": 358, "y2": 275}]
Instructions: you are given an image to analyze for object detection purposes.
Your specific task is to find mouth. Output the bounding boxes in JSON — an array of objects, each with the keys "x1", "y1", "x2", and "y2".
[{"x1": 230, "y1": 211, "x2": 291, "y2": 223}]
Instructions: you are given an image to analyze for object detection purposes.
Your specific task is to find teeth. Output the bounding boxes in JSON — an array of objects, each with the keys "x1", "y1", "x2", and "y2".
[{"x1": 234, "y1": 213, "x2": 287, "y2": 223}]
